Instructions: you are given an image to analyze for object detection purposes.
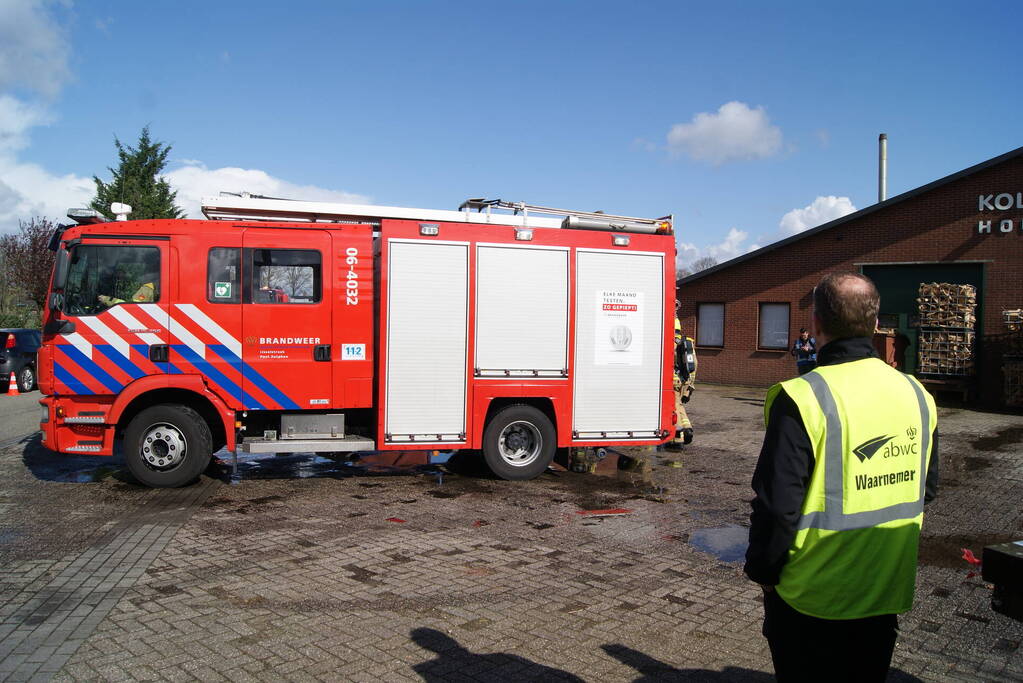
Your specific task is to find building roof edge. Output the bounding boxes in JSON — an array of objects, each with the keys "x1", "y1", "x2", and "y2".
[{"x1": 677, "y1": 143, "x2": 1023, "y2": 286}]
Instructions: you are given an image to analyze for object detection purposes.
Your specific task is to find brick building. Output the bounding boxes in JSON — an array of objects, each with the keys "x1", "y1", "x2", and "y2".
[{"x1": 678, "y1": 145, "x2": 1023, "y2": 406}]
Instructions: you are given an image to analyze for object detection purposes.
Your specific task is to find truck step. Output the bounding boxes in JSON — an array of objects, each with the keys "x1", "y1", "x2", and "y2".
[{"x1": 239, "y1": 435, "x2": 375, "y2": 454}]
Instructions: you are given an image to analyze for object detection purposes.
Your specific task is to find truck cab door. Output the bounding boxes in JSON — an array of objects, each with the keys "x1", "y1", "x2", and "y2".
[
  {"x1": 50, "y1": 236, "x2": 170, "y2": 397},
  {"x1": 331, "y1": 225, "x2": 375, "y2": 409},
  {"x1": 241, "y1": 228, "x2": 332, "y2": 410}
]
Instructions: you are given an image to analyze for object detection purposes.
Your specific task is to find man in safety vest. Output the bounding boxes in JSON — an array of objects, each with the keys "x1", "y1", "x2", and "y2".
[
  {"x1": 98, "y1": 281, "x2": 156, "y2": 307},
  {"x1": 744, "y1": 272, "x2": 938, "y2": 682}
]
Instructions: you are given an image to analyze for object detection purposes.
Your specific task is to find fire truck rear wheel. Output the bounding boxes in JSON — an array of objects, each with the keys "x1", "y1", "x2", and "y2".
[
  {"x1": 124, "y1": 404, "x2": 213, "y2": 488},
  {"x1": 482, "y1": 405, "x2": 556, "y2": 481}
]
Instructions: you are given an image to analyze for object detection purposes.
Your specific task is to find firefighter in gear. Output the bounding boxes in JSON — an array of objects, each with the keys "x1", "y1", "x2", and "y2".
[
  {"x1": 98, "y1": 281, "x2": 156, "y2": 307},
  {"x1": 745, "y1": 272, "x2": 938, "y2": 682},
  {"x1": 666, "y1": 313, "x2": 695, "y2": 451}
]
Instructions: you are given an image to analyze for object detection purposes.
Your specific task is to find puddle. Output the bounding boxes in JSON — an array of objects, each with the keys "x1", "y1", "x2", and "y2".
[
  {"x1": 53, "y1": 465, "x2": 121, "y2": 483},
  {"x1": 221, "y1": 450, "x2": 447, "y2": 480},
  {"x1": 963, "y1": 456, "x2": 992, "y2": 472},
  {"x1": 971, "y1": 426, "x2": 1023, "y2": 452},
  {"x1": 688, "y1": 525, "x2": 749, "y2": 563}
]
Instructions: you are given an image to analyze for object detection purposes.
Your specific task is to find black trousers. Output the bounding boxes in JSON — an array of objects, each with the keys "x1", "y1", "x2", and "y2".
[{"x1": 762, "y1": 589, "x2": 898, "y2": 683}]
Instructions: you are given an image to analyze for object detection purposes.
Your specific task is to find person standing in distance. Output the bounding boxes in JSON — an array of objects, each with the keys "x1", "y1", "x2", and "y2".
[
  {"x1": 744, "y1": 272, "x2": 938, "y2": 682},
  {"x1": 790, "y1": 327, "x2": 817, "y2": 375}
]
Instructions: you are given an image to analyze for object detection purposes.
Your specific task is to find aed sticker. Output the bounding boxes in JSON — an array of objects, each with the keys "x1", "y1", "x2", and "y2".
[
  {"x1": 309, "y1": 399, "x2": 329, "y2": 405},
  {"x1": 341, "y1": 343, "x2": 366, "y2": 360},
  {"x1": 214, "y1": 281, "x2": 232, "y2": 298}
]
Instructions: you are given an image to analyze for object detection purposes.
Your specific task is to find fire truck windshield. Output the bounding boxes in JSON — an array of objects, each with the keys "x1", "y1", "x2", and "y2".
[{"x1": 63, "y1": 245, "x2": 161, "y2": 316}]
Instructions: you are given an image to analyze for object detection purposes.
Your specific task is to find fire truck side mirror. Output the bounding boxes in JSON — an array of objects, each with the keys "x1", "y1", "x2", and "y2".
[
  {"x1": 48, "y1": 292, "x2": 64, "y2": 312},
  {"x1": 52, "y1": 247, "x2": 70, "y2": 291}
]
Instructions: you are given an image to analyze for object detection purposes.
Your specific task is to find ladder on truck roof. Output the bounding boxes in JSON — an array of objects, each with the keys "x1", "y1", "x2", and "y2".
[{"x1": 200, "y1": 193, "x2": 673, "y2": 234}]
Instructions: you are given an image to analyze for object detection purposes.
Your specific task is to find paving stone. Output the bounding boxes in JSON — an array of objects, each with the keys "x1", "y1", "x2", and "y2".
[{"x1": 5, "y1": 387, "x2": 1023, "y2": 681}]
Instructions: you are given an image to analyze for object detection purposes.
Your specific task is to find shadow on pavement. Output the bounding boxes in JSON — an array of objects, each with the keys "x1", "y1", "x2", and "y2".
[
  {"x1": 410, "y1": 628, "x2": 585, "y2": 682},
  {"x1": 602, "y1": 644, "x2": 772, "y2": 681},
  {"x1": 19, "y1": 434, "x2": 133, "y2": 483}
]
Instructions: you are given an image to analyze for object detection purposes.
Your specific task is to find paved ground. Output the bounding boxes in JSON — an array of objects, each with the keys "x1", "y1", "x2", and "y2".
[
  {"x1": 0, "y1": 391, "x2": 42, "y2": 447},
  {"x1": 0, "y1": 384, "x2": 1020, "y2": 682}
]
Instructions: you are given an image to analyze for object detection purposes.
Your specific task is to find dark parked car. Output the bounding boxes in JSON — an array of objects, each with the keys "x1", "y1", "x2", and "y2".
[{"x1": 0, "y1": 329, "x2": 41, "y2": 393}]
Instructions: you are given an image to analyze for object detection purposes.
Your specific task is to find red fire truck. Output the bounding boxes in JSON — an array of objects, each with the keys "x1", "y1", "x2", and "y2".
[{"x1": 38, "y1": 195, "x2": 677, "y2": 487}]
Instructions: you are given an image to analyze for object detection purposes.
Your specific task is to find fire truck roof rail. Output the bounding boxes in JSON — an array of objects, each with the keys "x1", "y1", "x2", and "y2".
[{"x1": 200, "y1": 193, "x2": 672, "y2": 234}]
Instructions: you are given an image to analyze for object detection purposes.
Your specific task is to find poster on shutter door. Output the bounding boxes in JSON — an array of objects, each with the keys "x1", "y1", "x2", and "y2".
[{"x1": 595, "y1": 290, "x2": 643, "y2": 366}]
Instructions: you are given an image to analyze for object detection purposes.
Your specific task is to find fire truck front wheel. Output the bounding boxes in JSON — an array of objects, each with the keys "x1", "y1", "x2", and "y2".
[
  {"x1": 124, "y1": 405, "x2": 213, "y2": 488},
  {"x1": 482, "y1": 405, "x2": 556, "y2": 481}
]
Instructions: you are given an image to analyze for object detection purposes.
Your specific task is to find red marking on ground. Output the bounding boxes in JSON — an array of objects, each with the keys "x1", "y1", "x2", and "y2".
[
  {"x1": 472, "y1": 520, "x2": 490, "y2": 527},
  {"x1": 575, "y1": 508, "x2": 632, "y2": 516},
  {"x1": 961, "y1": 548, "x2": 982, "y2": 567},
  {"x1": 386, "y1": 517, "x2": 406, "y2": 523}
]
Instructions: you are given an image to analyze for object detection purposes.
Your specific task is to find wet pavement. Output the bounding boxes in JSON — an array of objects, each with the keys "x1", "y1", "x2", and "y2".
[{"x1": 0, "y1": 384, "x2": 1020, "y2": 681}]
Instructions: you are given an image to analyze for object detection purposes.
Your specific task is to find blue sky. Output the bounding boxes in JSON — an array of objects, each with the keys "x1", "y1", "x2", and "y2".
[{"x1": 2, "y1": 0, "x2": 1022, "y2": 269}]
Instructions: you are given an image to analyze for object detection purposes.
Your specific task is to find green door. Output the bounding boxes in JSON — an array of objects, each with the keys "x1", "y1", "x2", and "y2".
[{"x1": 862, "y1": 263, "x2": 984, "y2": 374}]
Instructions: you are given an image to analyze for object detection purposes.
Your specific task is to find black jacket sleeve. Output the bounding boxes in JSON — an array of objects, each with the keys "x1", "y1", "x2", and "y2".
[
  {"x1": 925, "y1": 430, "x2": 939, "y2": 504},
  {"x1": 744, "y1": 389, "x2": 814, "y2": 586}
]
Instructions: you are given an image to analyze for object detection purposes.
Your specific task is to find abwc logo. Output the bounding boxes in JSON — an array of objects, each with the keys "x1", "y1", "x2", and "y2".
[{"x1": 853, "y1": 426, "x2": 920, "y2": 463}]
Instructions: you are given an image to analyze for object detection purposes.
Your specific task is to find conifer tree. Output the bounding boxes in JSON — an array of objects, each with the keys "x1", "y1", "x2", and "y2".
[{"x1": 90, "y1": 127, "x2": 184, "y2": 220}]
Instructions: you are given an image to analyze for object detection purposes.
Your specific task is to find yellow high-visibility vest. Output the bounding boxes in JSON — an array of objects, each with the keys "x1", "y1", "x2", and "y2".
[{"x1": 765, "y1": 357, "x2": 936, "y2": 619}]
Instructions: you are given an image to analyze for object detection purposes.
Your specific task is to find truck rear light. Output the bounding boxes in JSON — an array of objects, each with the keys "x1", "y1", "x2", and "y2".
[
  {"x1": 419, "y1": 223, "x2": 440, "y2": 236},
  {"x1": 56, "y1": 406, "x2": 65, "y2": 418},
  {"x1": 612, "y1": 235, "x2": 630, "y2": 247},
  {"x1": 515, "y1": 229, "x2": 533, "y2": 241},
  {"x1": 40, "y1": 406, "x2": 49, "y2": 423}
]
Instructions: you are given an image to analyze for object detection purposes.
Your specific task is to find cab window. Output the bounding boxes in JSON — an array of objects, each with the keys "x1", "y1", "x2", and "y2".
[
  {"x1": 207, "y1": 248, "x2": 240, "y2": 303},
  {"x1": 248, "y1": 249, "x2": 321, "y2": 304},
  {"x1": 63, "y1": 245, "x2": 160, "y2": 316}
]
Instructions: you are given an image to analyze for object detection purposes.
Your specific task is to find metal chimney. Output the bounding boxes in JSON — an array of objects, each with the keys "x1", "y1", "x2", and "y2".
[{"x1": 878, "y1": 133, "x2": 888, "y2": 202}]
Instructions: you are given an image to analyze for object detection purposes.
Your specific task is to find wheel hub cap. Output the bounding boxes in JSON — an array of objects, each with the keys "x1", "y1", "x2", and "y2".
[
  {"x1": 141, "y1": 423, "x2": 187, "y2": 470},
  {"x1": 498, "y1": 421, "x2": 542, "y2": 467}
]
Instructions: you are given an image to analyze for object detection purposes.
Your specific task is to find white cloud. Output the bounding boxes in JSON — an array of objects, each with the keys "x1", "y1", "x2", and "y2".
[
  {"x1": 779, "y1": 195, "x2": 856, "y2": 235},
  {"x1": 667, "y1": 101, "x2": 782, "y2": 165},
  {"x1": 676, "y1": 227, "x2": 760, "y2": 273},
  {"x1": 0, "y1": 2, "x2": 369, "y2": 230},
  {"x1": 0, "y1": 0, "x2": 71, "y2": 98},
  {"x1": 0, "y1": 3, "x2": 91, "y2": 229},
  {"x1": 164, "y1": 161, "x2": 371, "y2": 219}
]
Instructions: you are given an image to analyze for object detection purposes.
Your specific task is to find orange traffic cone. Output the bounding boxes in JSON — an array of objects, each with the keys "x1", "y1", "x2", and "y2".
[{"x1": 7, "y1": 372, "x2": 18, "y2": 396}]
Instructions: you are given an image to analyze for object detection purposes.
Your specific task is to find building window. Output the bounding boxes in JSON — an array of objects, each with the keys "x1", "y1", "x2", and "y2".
[
  {"x1": 696, "y1": 303, "x2": 724, "y2": 347},
  {"x1": 207, "y1": 248, "x2": 240, "y2": 303},
  {"x1": 759, "y1": 303, "x2": 790, "y2": 350}
]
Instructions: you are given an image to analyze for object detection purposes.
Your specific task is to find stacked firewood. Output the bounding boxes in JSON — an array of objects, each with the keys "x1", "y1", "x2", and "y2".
[
  {"x1": 917, "y1": 283, "x2": 977, "y2": 328},
  {"x1": 1005, "y1": 361, "x2": 1023, "y2": 407},
  {"x1": 917, "y1": 283, "x2": 977, "y2": 376},
  {"x1": 917, "y1": 330, "x2": 975, "y2": 376}
]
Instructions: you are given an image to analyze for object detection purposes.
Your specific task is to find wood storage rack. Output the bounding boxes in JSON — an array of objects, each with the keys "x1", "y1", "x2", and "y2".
[{"x1": 917, "y1": 283, "x2": 977, "y2": 378}]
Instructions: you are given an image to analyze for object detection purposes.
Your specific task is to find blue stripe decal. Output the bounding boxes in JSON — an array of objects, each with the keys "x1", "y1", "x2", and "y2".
[
  {"x1": 57, "y1": 345, "x2": 123, "y2": 393},
  {"x1": 208, "y1": 344, "x2": 301, "y2": 410},
  {"x1": 54, "y1": 364, "x2": 94, "y2": 395},
  {"x1": 171, "y1": 345, "x2": 264, "y2": 410},
  {"x1": 96, "y1": 345, "x2": 147, "y2": 380}
]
